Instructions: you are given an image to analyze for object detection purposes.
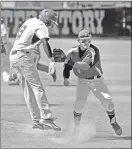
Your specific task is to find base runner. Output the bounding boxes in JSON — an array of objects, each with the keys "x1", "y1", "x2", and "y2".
[{"x1": 8, "y1": 9, "x2": 61, "y2": 130}]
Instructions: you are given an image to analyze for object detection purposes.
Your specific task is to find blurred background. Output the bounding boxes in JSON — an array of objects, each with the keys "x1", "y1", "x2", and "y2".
[{"x1": 1, "y1": 1, "x2": 131, "y2": 37}]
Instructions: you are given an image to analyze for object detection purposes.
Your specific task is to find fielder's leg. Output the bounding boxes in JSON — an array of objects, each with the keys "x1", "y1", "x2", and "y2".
[
  {"x1": 73, "y1": 78, "x2": 91, "y2": 133},
  {"x1": 91, "y1": 77, "x2": 122, "y2": 136}
]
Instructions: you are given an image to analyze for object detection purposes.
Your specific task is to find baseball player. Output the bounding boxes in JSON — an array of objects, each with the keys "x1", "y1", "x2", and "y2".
[
  {"x1": 62, "y1": 29, "x2": 122, "y2": 136},
  {"x1": 1, "y1": 17, "x2": 20, "y2": 85},
  {"x1": 8, "y1": 9, "x2": 61, "y2": 130}
]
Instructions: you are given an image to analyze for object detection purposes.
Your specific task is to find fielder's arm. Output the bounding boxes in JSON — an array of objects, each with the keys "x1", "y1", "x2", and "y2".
[
  {"x1": 64, "y1": 50, "x2": 90, "y2": 71},
  {"x1": 63, "y1": 64, "x2": 72, "y2": 79},
  {"x1": 73, "y1": 62, "x2": 90, "y2": 70},
  {"x1": 67, "y1": 58, "x2": 90, "y2": 70}
]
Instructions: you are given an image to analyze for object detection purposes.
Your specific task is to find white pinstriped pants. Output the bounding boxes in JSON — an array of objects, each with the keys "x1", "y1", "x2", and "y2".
[{"x1": 9, "y1": 50, "x2": 52, "y2": 123}]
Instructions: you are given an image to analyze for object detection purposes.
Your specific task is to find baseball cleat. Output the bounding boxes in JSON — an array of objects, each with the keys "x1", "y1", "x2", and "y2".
[
  {"x1": 51, "y1": 70, "x2": 57, "y2": 82},
  {"x1": 32, "y1": 123, "x2": 44, "y2": 130},
  {"x1": 111, "y1": 121, "x2": 122, "y2": 136},
  {"x1": 40, "y1": 119, "x2": 61, "y2": 131}
]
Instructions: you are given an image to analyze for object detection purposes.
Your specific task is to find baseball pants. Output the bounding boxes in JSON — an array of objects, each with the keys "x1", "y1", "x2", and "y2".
[
  {"x1": 9, "y1": 50, "x2": 52, "y2": 123},
  {"x1": 74, "y1": 77, "x2": 114, "y2": 113}
]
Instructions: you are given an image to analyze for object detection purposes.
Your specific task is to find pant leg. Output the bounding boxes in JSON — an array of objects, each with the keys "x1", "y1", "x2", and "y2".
[
  {"x1": 19, "y1": 74, "x2": 41, "y2": 122},
  {"x1": 10, "y1": 51, "x2": 52, "y2": 120},
  {"x1": 91, "y1": 78, "x2": 114, "y2": 112},
  {"x1": 74, "y1": 78, "x2": 91, "y2": 113}
]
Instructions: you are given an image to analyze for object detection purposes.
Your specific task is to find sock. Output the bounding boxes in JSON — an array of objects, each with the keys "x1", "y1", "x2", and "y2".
[
  {"x1": 73, "y1": 111, "x2": 82, "y2": 124},
  {"x1": 106, "y1": 109, "x2": 116, "y2": 124}
]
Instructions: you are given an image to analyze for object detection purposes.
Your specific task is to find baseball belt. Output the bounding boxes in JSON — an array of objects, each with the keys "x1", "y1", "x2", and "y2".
[
  {"x1": 11, "y1": 50, "x2": 30, "y2": 55},
  {"x1": 86, "y1": 75, "x2": 101, "y2": 80}
]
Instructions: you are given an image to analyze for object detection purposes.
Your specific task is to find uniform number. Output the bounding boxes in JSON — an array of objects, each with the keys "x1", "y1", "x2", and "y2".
[{"x1": 16, "y1": 25, "x2": 27, "y2": 39}]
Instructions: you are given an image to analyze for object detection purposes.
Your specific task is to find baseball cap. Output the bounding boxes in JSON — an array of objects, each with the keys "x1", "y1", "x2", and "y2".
[
  {"x1": 78, "y1": 29, "x2": 92, "y2": 39},
  {"x1": 39, "y1": 9, "x2": 58, "y2": 25}
]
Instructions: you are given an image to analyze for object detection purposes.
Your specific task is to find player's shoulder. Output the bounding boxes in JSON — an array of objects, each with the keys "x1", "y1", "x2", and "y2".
[
  {"x1": 90, "y1": 44, "x2": 99, "y2": 51},
  {"x1": 67, "y1": 45, "x2": 79, "y2": 55},
  {"x1": 26, "y1": 18, "x2": 45, "y2": 27}
]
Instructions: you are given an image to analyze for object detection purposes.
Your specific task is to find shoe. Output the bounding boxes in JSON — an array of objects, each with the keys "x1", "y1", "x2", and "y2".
[
  {"x1": 111, "y1": 121, "x2": 122, "y2": 136},
  {"x1": 51, "y1": 70, "x2": 57, "y2": 82},
  {"x1": 40, "y1": 118, "x2": 61, "y2": 131},
  {"x1": 32, "y1": 123, "x2": 44, "y2": 130}
]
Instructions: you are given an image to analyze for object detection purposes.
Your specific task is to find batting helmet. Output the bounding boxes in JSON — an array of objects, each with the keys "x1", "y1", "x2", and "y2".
[{"x1": 39, "y1": 9, "x2": 58, "y2": 26}]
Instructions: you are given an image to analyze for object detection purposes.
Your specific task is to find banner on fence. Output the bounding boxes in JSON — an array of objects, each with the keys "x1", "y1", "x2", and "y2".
[{"x1": 1, "y1": 8, "x2": 131, "y2": 37}]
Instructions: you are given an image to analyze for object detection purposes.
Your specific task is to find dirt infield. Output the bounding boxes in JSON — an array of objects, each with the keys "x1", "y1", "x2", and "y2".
[{"x1": 1, "y1": 38, "x2": 131, "y2": 148}]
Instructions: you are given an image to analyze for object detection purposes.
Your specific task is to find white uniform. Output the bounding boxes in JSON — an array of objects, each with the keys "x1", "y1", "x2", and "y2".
[
  {"x1": 12, "y1": 18, "x2": 49, "y2": 52},
  {"x1": 9, "y1": 18, "x2": 53, "y2": 124}
]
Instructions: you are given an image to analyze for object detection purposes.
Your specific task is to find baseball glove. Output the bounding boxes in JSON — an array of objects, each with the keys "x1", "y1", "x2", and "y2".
[{"x1": 53, "y1": 48, "x2": 66, "y2": 62}]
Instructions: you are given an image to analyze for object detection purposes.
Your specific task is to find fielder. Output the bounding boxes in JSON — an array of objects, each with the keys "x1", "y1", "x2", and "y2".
[
  {"x1": 8, "y1": 9, "x2": 61, "y2": 131},
  {"x1": 53, "y1": 29, "x2": 122, "y2": 136}
]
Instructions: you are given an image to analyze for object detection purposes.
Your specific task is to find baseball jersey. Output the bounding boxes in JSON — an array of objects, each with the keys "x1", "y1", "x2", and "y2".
[
  {"x1": 12, "y1": 18, "x2": 49, "y2": 51},
  {"x1": 64, "y1": 44, "x2": 103, "y2": 79}
]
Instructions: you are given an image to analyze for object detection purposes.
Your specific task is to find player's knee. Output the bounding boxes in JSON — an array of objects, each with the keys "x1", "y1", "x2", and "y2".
[
  {"x1": 107, "y1": 101, "x2": 114, "y2": 111},
  {"x1": 101, "y1": 99, "x2": 114, "y2": 111}
]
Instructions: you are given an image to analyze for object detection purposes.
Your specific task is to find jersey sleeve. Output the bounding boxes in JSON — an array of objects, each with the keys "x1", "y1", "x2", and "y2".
[{"x1": 35, "y1": 24, "x2": 50, "y2": 39}]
